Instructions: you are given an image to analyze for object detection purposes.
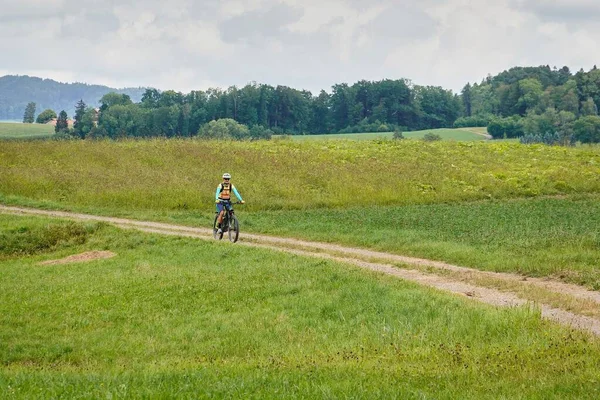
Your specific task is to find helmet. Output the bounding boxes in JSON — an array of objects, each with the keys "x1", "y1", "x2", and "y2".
[{"x1": 222, "y1": 173, "x2": 231, "y2": 179}]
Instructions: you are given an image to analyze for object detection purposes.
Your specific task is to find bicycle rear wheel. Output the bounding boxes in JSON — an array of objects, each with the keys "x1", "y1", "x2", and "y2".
[{"x1": 228, "y1": 215, "x2": 239, "y2": 243}]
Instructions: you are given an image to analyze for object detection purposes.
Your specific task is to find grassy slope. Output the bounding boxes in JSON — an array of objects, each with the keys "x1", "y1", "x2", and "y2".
[
  {"x1": 1, "y1": 139, "x2": 599, "y2": 211},
  {"x1": 1, "y1": 214, "x2": 600, "y2": 398},
  {"x1": 0, "y1": 122, "x2": 54, "y2": 139},
  {"x1": 278, "y1": 127, "x2": 488, "y2": 141},
  {"x1": 1, "y1": 139, "x2": 600, "y2": 286}
]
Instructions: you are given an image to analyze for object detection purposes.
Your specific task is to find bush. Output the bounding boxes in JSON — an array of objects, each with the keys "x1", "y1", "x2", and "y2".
[
  {"x1": 487, "y1": 116, "x2": 524, "y2": 139},
  {"x1": 52, "y1": 130, "x2": 75, "y2": 141},
  {"x1": 339, "y1": 118, "x2": 397, "y2": 134},
  {"x1": 197, "y1": 119, "x2": 250, "y2": 140},
  {"x1": 453, "y1": 115, "x2": 492, "y2": 128},
  {"x1": 0, "y1": 222, "x2": 97, "y2": 258},
  {"x1": 35, "y1": 109, "x2": 57, "y2": 124},
  {"x1": 422, "y1": 133, "x2": 442, "y2": 142},
  {"x1": 392, "y1": 129, "x2": 404, "y2": 140},
  {"x1": 249, "y1": 125, "x2": 273, "y2": 140},
  {"x1": 87, "y1": 126, "x2": 108, "y2": 140}
]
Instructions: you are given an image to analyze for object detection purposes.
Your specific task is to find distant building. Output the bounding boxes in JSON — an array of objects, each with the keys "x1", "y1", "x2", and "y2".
[{"x1": 46, "y1": 119, "x2": 75, "y2": 127}]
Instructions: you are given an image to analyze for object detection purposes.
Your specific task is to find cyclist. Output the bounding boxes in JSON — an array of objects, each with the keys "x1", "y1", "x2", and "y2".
[{"x1": 215, "y1": 173, "x2": 244, "y2": 234}]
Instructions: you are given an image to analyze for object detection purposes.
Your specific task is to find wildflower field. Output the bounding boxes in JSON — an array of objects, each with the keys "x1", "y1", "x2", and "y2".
[{"x1": 1, "y1": 139, "x2": 599, "y2": 211}]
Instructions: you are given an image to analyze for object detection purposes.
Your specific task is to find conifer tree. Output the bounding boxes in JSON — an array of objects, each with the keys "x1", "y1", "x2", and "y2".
[{"x1": 22, "y1": 102, "x2": 36, "y2": 123}]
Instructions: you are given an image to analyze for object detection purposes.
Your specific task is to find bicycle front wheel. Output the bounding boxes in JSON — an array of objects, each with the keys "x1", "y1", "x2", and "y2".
[{"x1": 228, "y1": 215, "x2": 239, "y2": 243}]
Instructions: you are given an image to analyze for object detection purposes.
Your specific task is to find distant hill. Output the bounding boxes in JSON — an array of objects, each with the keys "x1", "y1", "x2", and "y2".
[{"x1": 0, "y1": 75, "x2": 147, "y2": 120}]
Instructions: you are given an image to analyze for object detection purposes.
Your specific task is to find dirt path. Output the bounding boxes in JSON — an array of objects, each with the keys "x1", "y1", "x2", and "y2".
[
  {"x1": 461, "y1": 127, "x2": 493, "y2": 139},
  {"x1": 2, "y1": 205, "x2": 599, "y2": 336}
]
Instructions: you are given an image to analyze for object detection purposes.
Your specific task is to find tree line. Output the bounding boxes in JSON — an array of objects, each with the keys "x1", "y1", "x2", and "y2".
[
  {"x1": 459, "y1": 65, "x2": 600, "y2": 143},
  {"x1": 20, "y1": 65, "x2": 600, "y2": 143},
  {"x1": 42, "y1": 80, "x2": 460, "y2": 140}
]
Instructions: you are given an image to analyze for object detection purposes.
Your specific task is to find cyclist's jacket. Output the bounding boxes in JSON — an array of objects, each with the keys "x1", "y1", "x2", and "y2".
[{"x1": 215, "y1": 182, "x2": 243, "y2": 202}]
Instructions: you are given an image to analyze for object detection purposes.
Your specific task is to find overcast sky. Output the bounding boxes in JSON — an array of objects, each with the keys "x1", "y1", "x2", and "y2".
[{"x1": 1, "y1": 0, "x2": 599, "y2": 94}]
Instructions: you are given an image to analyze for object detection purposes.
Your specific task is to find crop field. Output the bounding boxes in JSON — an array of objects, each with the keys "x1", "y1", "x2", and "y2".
[
  {"x1": 0, "y1": 122, "x2": 54, "y2": 139},
  {"x1": 278, "y1": 127, "x2": 490, "y2": 141},
  {"x1": 2, "y1": 138, "x2": 600, "y2": 397},
  {"x1": 1, "y1": 213, "x2": 600, "y2": 398}
]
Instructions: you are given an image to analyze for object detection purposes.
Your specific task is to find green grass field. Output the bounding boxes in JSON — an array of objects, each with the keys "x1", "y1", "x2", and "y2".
[
  {"x1": 277, "y1": 127, "x2": 490, "y2": 141},
  {"x1": 1, "y1": 139, "x2": 600, "y2": 288},
  {"x1": 2, "y1": 214, "x2": 600, "y2": 398},
  {"x1": 0, "y1": 122, "x2": 54, "y2": 139},
  {"x1": 1, "y1": 139, "x2": 598, "y2": 211}
]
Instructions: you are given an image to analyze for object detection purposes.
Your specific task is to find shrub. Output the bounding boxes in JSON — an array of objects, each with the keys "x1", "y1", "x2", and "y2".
[
  {"x1": 453, "y1": 115, "x2": 492, "y2": 128},
  {"x1": 487, "y1": 116, "x2": 524, "y2": 139},
  {"x1": 35, "y1": 109, "x2": 57, "y2": 124},
  {"x1": 249, "y1": 125, "x2": 273, "y2": 140},
  {"x1": 392, "y1": 129, "x2": 405, "y2": 140},
  {"x1": 0, "y1": 222, "x2": 97, "y2": 258},
  {"x1": 422, "y1": 132, "x2": 442, "y2": 142},
  {"x1": 197, "y1": 119, "x2": 250, "y2": 140}
]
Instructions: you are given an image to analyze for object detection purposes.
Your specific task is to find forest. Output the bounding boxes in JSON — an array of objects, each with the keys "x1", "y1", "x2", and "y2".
[{"x1": 8, "y1": 65, "x2": 600, "y2": 143}]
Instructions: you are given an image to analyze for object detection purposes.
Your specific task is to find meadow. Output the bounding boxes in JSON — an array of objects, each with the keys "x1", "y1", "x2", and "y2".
[
  {"x1": 277, "y1": 127, "x2": 490, "y2": 141},
  {"x1": 1, "y1": 139, "x2": 599, "y2": 211},
  {"x1": 0, "y1": 122, "x2": 54, "y2": 139},
  {"x1": 1, "y1": 139, "x2": 600, "y2": 286},
  {"x1": 2, "y1": 213, "x2": 600, "y2": 398}
]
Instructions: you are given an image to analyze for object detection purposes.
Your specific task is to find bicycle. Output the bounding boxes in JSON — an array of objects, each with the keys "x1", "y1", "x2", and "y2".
[{"x1": 213, "y1": 200, "x2": 243, "y2": 243}]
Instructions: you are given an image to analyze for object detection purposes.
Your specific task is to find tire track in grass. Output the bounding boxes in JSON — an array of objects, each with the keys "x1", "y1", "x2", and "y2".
[{"x1": 2, "y1": 205, "x2": 600, "y2": 336}]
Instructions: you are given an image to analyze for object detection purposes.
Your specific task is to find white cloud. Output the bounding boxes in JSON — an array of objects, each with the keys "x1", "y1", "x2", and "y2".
[{"x1": 2, "y1": 0, "x2": 600, "y2": 94}]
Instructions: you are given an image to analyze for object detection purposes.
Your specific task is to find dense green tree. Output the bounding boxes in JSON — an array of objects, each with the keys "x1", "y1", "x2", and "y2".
[
  {"x1": 141, "y1": 88, "x2": 161, "y2": 108},
  {"x1": 22, "y1": 102, "x2": 36, "y2": 123},
  {"x1": 158, "y1": 90, "x2": 184, "y2": 107},
  {"x1": 236, "y1": 83, "x2": 260, "y2": 126},
  {"x1": 516, "y1": 78, "x2": 543, "y2": 115},
  {"x1": 35, "y1": 109, "x2": 57, "y2": 124},
  {"x1": 73, "y1": 99, "x2": 87, "y2": 139},
  {"x1": 55, "y1": 110, "x2": 69, "y2": 134},
  {"x1": 98, "y1": 104, "x2": 146, "y2": 139},
  {"x1": 581, "y1": 97, "x2": 598, "y2": 116},
  {"x1": 330, "y1": 83, "x2": 352, "y2": 131},
  {"x1": 186, "y1": 90, "x2": 209, "y2": 134},
  {"x1": 79, "y1": 108, "x2": 98, "y2": 138},
  {"x1": 461, "y1": 83, "x2": 472, "y2": 117},
  {"x1": 573, "y1": 115, "x2": 600, "y2": 143},
  {"x1": 556, "y1": 110, "x2": 576, "y2": 145},
  {"x1": 99, "y1": 92, "x2": 133, "y2": 111},
  {"x1": 470, "y1": 83, "x2": 497, "y2": 116},
  {"x1": 576, "y1": 68, "x2": 600, "y2": 111},
  {"x1": 150, "y1": 106, "x2": 180, "y2": 137},
  {"x1": 249, "y1": 125, "x2": 273, "y2": 140},
  {"x1": 414, "y1": 86, "x2": 460, "y2": 129},
  {"x1": 309, "y1": 90, "x2": 332, "y2": 134},
  {"x1": 487, "y1": 116, "x2": 524, "y2": 139}
]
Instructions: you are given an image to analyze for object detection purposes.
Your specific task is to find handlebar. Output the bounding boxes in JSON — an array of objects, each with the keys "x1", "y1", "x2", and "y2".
[{"x1": 216, "y1": 200, "x2": 245, "y2": 205}]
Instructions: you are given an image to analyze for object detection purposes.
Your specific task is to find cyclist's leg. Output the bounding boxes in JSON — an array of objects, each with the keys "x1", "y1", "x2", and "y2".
[
  {"x1": 216, "y1": 202, "x2": 225, "y2": 226},
  {"x1": 223, "y1": 201, "x2": 233, "y2": 227}
]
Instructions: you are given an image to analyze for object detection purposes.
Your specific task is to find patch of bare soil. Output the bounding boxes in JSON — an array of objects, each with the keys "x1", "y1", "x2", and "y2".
[
  {"x1": 2, "y1": 205, "x2": 599, "y2": 336},
  {"x1": 39, "y1": 251, "x2": 116, "y2": 265}
]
